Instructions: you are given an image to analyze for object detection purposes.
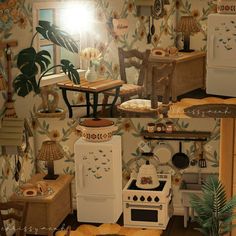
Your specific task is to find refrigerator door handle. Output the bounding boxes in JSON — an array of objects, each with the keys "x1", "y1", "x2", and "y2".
[
  {"x1": 79, "y1": 164, "x2": 84, "y2": 188},
  {"x1": 209, "y1": 35, "x2": 215, "y2": 60}
]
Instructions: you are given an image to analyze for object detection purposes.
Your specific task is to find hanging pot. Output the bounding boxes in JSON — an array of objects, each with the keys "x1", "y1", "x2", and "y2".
[
  {"x1": 172, "y1": 142, "x2": 189, "y2": 169},
  {"x1": 153, "y1": 142, "x2": 173, "y2": 164},
  {"x1": 77, "y1": 118, "x2": 118, "y2": 142}
]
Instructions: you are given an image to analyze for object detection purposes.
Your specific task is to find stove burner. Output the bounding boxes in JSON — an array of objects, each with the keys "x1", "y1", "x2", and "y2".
[{"x1": 128, "y1": 179, "x2": 166, "y2": 191}]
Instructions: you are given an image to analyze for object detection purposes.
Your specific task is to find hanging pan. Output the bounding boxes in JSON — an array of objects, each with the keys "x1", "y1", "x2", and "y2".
[{"x1": 172, "y1": 142, "x2": 189, "y2": 169}]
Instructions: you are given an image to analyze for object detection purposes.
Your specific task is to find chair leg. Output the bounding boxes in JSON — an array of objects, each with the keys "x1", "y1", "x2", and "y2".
[
  {"x1": 101, "y1": 95, "x2": 109, "y2": 115},
  {"x1": 121, "y1": 96, "x2": 129, "y2": 103}
]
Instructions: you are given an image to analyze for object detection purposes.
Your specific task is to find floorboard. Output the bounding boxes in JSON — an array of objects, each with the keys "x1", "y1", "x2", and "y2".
[{"x1": 50, "y1": 212, "x2": 202, "y2": 236}]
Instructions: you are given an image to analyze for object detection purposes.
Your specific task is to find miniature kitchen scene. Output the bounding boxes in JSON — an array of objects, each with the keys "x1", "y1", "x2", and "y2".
[
  {"x1": 0, "y1": 0, "x2": 236, "y2": 122},
  {"x1": 2, "y1": 117, "x2": 236, "y2": 236}
]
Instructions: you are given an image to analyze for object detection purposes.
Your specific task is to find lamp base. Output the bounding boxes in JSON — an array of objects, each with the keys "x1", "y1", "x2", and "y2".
[
  {"x1": 179, "y1": 49, "x2": 195, "y2": 53},
  {"x1": 43, "y1": 174, "x2": 59, "y2": 180}
]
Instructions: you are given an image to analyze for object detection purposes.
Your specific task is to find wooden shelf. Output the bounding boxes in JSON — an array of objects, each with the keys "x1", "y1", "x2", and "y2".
[{"x1": 142, "y1": 131, "x2": 211, "y2": 141}]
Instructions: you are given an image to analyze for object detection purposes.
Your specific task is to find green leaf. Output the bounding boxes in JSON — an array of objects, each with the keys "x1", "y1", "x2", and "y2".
[
  {"x1": 13, "y1": 74, "x2": 39, "y2": 97},
  {"x1": 61, "y1": 59, "x2": 80, "y2": 84},
  {"x1": 36, "y1": 20, "x2": 79, "y2": 53},
  {"x1": 17, "y1": 47, "x2": 51, "y2": 76}
]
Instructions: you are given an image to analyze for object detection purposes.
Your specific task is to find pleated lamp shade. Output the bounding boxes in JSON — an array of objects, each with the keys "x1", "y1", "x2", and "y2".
[
  {"x1": 176, "y1": 16, "x2": 200, "y2": 52},
  {"x1": 176, "y1": 16, "x2": 200, "y2": 34},
  {"x1": 37, "y1": 140, "x2": 64, "y2": 180}
]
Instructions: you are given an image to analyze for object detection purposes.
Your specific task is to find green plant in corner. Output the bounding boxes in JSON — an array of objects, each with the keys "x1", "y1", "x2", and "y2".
[
  {"x1": 190, "y1": 176, "x2": 236, "y2": 236},
  {"x1": 13, "y1": 20, "x2": 80, "y2": 113}
]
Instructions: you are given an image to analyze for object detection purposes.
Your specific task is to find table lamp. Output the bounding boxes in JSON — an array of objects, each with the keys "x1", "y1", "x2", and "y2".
[
  {"x1": 176, "y1": 16, "x2": 200, "y2": 52},
  {"x1": 37, "y1": 140, "x2": 64, "y2": 180}
]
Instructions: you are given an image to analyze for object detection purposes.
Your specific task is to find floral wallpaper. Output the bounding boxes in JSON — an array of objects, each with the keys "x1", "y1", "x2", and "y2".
[
  {"x1": 0, "y1": 0, "x2": 34, "y2": 202},
  {"x1": 0, "y1": 0, "x2": 221, "y2": 214}
]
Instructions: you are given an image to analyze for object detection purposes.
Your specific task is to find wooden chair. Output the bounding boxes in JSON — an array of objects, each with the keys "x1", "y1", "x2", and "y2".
[
  {"x1": 117, "y1": 60, "x2": 176, "y2": 117},
  {"x1": 150, "y1": 60, "x2": 176, "y2": 109},
  {"x1": 102, "y1": 47, "x2": 150, "y2": 113},
  {"x1": 0, "y1": 201, "x2": 28, "y2": 236}
]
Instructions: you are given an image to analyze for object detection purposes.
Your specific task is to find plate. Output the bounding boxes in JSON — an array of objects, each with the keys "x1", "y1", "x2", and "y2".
[
  {"x1": 15, "y1": 187, "x2": 54, "y2": 197},
  {"x1": 153, "y1": 142, "x2": 173, "y2": 164}
]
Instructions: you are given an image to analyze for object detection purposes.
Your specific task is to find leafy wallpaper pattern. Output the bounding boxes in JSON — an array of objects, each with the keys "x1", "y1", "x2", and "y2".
[{"x1": 0, "y1": 0, "x2": 220, "y2": 210}]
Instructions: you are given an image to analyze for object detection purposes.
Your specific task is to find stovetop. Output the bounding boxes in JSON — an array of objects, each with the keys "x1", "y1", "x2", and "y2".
[{"x1": 127, "y1": 179, "x2": 166, "y2": 191}]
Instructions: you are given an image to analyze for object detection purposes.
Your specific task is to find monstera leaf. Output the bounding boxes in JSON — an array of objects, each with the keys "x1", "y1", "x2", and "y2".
[
  {"x1": 14, "y1": 74, "x2": 40, "y2": 97},
  {"x1": 36, "y1": 20, "x2": 79, "y2": 53},
  {"x1": 61, "y1": 59, "x2": 80, "y2": 84},
  {"x1": 17, "y1": 47, "x2": 51, "y2": 76}
]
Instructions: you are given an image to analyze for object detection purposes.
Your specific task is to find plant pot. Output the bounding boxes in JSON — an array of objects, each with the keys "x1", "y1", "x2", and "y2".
[
  {"x1": 77, "y1": 118, "x2": 118, "y2": 142},
  {"x1": 35, "y1": 108, "x2": 66, "y2": 118},
  {"x1": 85, "y1": 65, "x2": 97, "y2": 82}
]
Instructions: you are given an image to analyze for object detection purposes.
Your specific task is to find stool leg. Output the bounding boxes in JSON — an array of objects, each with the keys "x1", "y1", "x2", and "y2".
[
  {"x1": 101, "y1": 94, "x2": 109, "y2": 115},
  {"x1": 85, "y1": 92, "x2": 90, "y2": 117}
]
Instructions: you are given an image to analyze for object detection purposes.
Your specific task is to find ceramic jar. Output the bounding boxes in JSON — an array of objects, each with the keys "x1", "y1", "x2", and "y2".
[
  {"x1": 77, "y1": 119, "x2": 117, "y2": 142},
  {"x1": 156, "y1": 123, "x2": 166, "y2": 132},
  {"x1": 147, "y1": 123, "x2": 156, "y2": 133},
  {"x1": 165, "y1": 121, "x2": 174, "y2": 133},
  {"x1": 217, "y1": 0, "x2": 236, "y2": 14}
]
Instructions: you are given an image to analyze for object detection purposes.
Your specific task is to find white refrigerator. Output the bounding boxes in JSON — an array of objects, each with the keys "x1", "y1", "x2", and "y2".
[
  {"x1": 74, "y1": 135, "x2": 122, "y2": 223},
  {"x1": 206, "y1": 13, "x2": 236, "y2": 97}
]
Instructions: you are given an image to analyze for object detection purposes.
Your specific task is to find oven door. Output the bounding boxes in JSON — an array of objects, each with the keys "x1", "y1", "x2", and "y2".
[{"x1": 124, "y1": 202, "x2": 166, "y2": 228}]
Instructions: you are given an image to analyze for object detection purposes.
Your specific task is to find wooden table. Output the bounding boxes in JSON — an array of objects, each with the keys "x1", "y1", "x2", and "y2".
[
  {"x1": 57, "y1": 78, "x2": 123, "y2": 118},
  {"x1": 11, "y1": 174, "x2": 74, "y2": 236},
  {"x1": 146, "y1": 51, "x2": 206, "y2": 102}
]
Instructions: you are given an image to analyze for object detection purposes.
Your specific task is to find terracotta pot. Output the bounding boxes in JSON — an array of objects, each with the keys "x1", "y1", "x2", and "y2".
[
  {"x1": 77, "y1": 119, "x2": 118, "y2": 142},
  {"x1": 217, "y1": 0, "x2": 236, "y2": 14}
]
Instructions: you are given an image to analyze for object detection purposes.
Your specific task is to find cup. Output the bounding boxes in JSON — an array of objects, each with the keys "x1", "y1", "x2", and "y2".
[{"x1": 147, "y1": 123, "x2": 156, "y2": 133}]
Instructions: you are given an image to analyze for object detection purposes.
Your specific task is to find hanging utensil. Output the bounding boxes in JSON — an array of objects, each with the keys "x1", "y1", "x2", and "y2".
[
  {"x1": 190, "y1": 141, "x2": 198, "y2": 166},
  {"x1": 198, "y1": 144, "x2": 207, "y2": 168},
  {"x1": 147, "y1": 16, "x2": 152, "y2": 44},
  {"x1": 151, "y1": 17, "x2": 155, "y2": 35},
  {"x1": 172, "y1": 142, "x2": 190, "y2": 169},
  {"x1": 14, "y1": 155, "x2": 19, "y2": 182},
  {"x1": 17, "y1": 156, "x2": 21, "y2": 173}
]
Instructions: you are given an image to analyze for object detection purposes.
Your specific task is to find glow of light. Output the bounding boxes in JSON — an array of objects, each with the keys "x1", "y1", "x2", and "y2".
[{"x1": 60, "y1": 3, "x2": 94, "y2": 35}]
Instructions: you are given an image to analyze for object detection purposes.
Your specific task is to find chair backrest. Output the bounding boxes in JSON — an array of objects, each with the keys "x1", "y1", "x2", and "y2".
[
  {"x1": 118, "y1": 47, "x2": 150, "y2": 86},
  {"x1": 150, "y1": 59, "x2": 176, "y2": 109},
  {"x1": 0, "y1": 201, "x2": 28, "y2": 236}
]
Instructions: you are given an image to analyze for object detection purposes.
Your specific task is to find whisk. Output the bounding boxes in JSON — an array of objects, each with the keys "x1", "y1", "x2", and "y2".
[{"x1": 198, "y1": 143, "x2": 207, "y2": 168}]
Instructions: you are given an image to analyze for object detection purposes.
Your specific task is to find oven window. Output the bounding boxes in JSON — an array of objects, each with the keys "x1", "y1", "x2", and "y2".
[{"x1": 131, "y1": 209, "x2": 158, "y2": 222}]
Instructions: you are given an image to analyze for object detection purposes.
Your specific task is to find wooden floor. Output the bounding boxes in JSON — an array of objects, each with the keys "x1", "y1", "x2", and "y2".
[{"x1": 51, "y1": 212, "x2": 202, "y2": 236}]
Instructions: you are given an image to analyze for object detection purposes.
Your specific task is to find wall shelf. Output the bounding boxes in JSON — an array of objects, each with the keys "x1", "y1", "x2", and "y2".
[{"x1": 142, "y1": 131, "x2": 211, "y2": 141}]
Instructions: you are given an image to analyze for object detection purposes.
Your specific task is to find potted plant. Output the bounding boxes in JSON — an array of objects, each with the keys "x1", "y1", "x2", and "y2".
[
  {"x1": 190, "y1": 176, "x2": 236, "y2": 236},
  {"x1": 13, "y1": 20, "x2": 80, "y2": 116}
]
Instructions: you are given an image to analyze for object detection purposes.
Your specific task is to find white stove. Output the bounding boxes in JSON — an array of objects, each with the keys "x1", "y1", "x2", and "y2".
[{"x1": 123, "y1": 174, "x2": 172, "y2": 229}]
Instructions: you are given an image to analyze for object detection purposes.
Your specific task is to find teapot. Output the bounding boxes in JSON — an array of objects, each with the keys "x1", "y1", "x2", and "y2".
[{"x1": 136, "y1": 155, "x2": 160, "y2": 189}]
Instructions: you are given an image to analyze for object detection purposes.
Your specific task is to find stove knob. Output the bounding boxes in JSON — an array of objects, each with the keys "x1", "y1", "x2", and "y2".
[
  {"x1": 147, "y1": 196, "x2": 152, "y2": 202},
  {"x1": 154, "y1": 196, "x2": 160, "y2": 202},
  {"x1": 133, "y1": 195, "x2": 138, "y2": 201},
  {"x1": 140, "y1": 196, "x2": 145, "y2": 201}
]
